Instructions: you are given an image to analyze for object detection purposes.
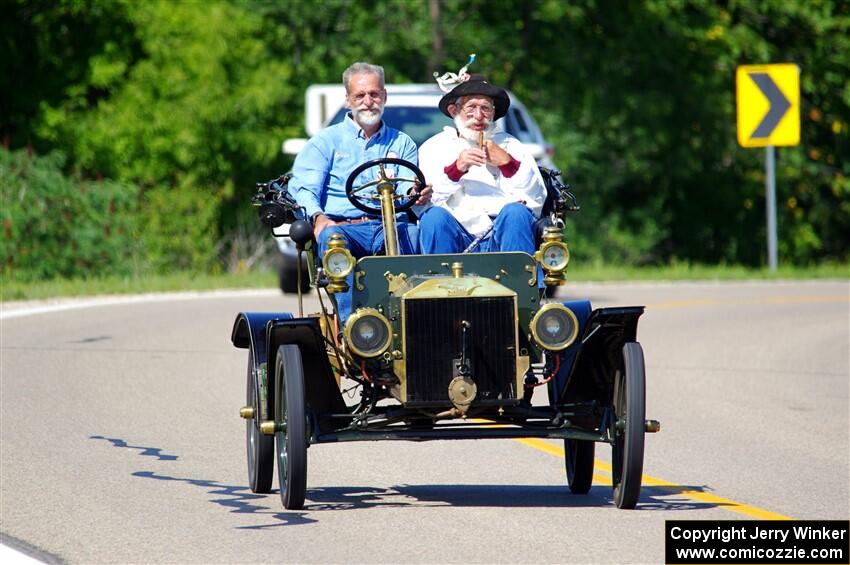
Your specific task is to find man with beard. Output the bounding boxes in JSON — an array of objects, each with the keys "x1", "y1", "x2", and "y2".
[
  {"x1": 291, "y1": 62, "x2": 431, "y2": 321},
  {"x1": 417, "y1": 75, "x2": 545, "y2": 255}
]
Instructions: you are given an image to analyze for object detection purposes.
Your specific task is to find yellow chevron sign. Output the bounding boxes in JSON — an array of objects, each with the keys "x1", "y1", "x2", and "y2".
[{"x1": 736, "y1": 64, "x2": 800, "y2": 147}]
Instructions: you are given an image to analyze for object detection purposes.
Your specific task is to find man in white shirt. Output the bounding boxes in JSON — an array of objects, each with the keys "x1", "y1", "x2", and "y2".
[{"x1": 417, "y1": 75, "x2": 546, "y2": 254}]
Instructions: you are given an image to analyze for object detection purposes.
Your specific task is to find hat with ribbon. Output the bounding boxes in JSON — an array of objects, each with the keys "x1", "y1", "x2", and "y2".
[{"x1": 437, "y1": 74, "x2": 510, "y2": 120}]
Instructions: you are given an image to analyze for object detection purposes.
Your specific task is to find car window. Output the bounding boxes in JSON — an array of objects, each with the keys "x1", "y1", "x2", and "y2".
[
  {"x1": 329, "y1": 107, "x2": 454, "y2": 145},
  {"x1": 509, "y1": 108, "x2": 534, "y2": 143},
  {"x1": 513, "y1": 108, "x2": 530, "y2": 134}
]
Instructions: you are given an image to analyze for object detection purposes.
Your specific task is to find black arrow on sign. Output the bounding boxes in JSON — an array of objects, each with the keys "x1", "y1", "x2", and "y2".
[{"x1": 748, "y1": 72, "x2": 791, "y2": 139}]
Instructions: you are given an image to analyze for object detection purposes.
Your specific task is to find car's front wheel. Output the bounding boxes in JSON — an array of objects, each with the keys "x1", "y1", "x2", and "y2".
[
  {"x1": 275, "y1": 344, "x2": 308, "y2": 510},
  {"x1": 611, "y1": 341, "x2": 646, "y2": 509}
]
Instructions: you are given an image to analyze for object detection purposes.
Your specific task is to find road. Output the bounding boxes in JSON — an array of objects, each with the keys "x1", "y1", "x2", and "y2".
[{"x1": 1, "y1": 281, "x2": 848, "y2": 564}]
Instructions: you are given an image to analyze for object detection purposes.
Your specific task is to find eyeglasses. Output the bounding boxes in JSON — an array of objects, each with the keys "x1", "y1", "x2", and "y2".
[
  {"x1": 348, "y1": 90, "x2": 385, "y2": 103},
  {"x1": 461, "y1": 103, "x2": 495, "y2": 116}
]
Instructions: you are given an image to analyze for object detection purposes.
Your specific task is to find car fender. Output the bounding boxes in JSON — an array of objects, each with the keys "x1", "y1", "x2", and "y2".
[
  {"x1": 231, "y1": 312, "x2": 347, "y2": 433},
  {"x1": 554, "y1": 304, "x2": 645, "y2": 405}
]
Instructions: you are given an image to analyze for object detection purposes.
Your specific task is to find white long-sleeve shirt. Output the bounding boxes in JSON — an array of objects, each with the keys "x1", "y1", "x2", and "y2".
[{"x1": 418, "y1": 125, "x2": 546, "y2": 236}]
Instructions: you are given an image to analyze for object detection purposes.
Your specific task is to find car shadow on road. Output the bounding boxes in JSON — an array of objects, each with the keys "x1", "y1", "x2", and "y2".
[
  {"x1": 91, "y1": 436, "x2": 721, "y2": 525},
  {"x1": 304, "y1": 483, "x2": 715, "y2": 512},
  {"x1": 90, "y1": 435, "x2": 179, "y2": 461},
  {"x1": 635, "y1": 484, "x2": 740, "y2": 512},
  {"x1": 90, "y1": 435, "x2": 317, "y2": 528},
  {"x1": 308, "y1": 484, "x2": 603, "y2": 509},
  {"x1": 132, "y1": 470, "x2": 319, "y2": 527},
  {"x1": 128, "y1": 470, "x2": 722, "y2": 527}
]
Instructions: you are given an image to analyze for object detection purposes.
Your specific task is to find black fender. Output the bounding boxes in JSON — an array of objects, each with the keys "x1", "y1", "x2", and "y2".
[
  {"x1": 555, "y1": 305, "x2": 645, "y2": 406},
  {"x1": 545, "y1": 298, "x2": 590, "y2": 409},
  {"x1": 231, "y1": 312, "x2": 347, "y2": 433}
]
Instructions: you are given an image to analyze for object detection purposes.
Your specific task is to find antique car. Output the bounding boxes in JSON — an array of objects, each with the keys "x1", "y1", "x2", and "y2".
[{"x1": 231, "y1": 158, "x2": 660, "y2": 510}]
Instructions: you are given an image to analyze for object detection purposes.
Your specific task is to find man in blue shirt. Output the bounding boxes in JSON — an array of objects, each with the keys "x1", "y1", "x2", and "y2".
[{"x1": 291, "y1": 62, "x2": 431, "y2": 321}]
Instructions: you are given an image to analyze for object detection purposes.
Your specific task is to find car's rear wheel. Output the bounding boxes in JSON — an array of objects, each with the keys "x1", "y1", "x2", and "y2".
[
  {"x1": 611, "y1": 341, "x2": 646, "y2": 509},
  {"x1": 564, "y1": 438, "x2": 595, "y2": 494},
  {"x1": 275, "y1": 344, "x2": 308, "y2": 510},
  {"x1": 246, "y1": 348, "x2": 273, "y2": 493}
]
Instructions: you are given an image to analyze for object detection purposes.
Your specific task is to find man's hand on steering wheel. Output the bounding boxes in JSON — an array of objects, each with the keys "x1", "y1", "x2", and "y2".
[{"x1": 412, "y1": 182, "x2": 433, "y2": 206}]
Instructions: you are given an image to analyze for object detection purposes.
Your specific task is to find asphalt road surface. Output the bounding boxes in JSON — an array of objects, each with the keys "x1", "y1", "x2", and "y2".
[{"x1": 2, "y1": 280, "x2": 848, "y2": 564}]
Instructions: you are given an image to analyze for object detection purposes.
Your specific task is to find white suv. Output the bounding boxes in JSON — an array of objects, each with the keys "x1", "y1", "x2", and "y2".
[{"x1": 274, "y1": 83, "x2": 555, "y2": 293}]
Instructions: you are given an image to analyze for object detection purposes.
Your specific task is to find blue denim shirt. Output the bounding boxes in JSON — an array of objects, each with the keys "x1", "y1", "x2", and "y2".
[{"x1": 290, "y1": 114, "x2": 418, "y2": 219}]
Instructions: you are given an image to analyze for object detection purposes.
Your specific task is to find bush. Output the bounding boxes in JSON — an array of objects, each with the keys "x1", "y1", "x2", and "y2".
[
  {"x1": 140, "y1": 182, "x2": 221, "y2": 274},
  {"x1": 0, "y1": 148, "x2": 141, "y2": 282}
]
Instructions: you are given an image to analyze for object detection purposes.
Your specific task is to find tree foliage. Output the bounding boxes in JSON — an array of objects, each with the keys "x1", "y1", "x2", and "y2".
[{"x1": 1, "y1": 0, "x2": 847, "y2": 280}]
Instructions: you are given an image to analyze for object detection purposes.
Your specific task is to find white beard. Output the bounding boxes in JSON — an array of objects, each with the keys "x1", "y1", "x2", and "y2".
[
  {"x1": 453, "y1": 114, "x2": 495, "y2": 143},
  {"x1": 351, "y1": 103, "x2": 384, "y2": 127}
]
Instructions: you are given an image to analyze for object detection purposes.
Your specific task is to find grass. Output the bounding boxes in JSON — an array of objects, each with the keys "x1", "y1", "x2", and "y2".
[
  {"x1": 1, "y1": 262, "x2": 847, "y2": 303},
  {"x1": 1, "y1": 271, "x2": 278, "y2": 302},
  {"x1": 565, "y1": 260, "x2": 849, "y2": 282}
]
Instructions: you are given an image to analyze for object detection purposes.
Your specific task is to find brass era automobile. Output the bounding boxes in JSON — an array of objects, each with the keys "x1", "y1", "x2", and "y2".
[{"x1": 231, "y1": 158, "x2": 659, "y2": 510}]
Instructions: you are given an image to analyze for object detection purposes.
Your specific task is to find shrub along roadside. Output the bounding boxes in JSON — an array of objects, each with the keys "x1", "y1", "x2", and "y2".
[
  {"x1": 1, "y1": 148, "x2": 141, "y2": 282},
  {"x1": 1, "y1": 147, "x2": 226, "y2": 282}
]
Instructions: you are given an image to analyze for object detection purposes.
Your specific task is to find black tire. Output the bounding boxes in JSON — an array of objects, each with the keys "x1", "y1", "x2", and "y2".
[
  {"x1": 611, "y1": 341, "x2": 646, "y2": 509},
  {"x1": 564, "y1": 438, "x2": 595, "y2": 494},
  {"x1": 278, "y1": 254, "x2": 310, "y2": 294},
  {"x1": 246, "y1": 348, "x2": 273, "y2": 493},
  {"x1": 275, "y1": 344, "x2": 308, "y2": 510}
]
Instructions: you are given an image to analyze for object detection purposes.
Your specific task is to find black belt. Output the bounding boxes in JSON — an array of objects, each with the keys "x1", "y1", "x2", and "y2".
[{"x1": 330, "y1": 215, "x2": 381, "y2": 225}]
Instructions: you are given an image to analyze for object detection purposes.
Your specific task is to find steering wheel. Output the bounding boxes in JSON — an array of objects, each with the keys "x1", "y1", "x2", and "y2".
[{"x1": 345, "y1": 158, "x2": 426, "y2": 215}]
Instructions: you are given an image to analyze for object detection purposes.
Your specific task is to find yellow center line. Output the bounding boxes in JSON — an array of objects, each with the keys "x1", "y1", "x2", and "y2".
[
  {"x1": 515, "y1": 437, "x2": 792, "y2": 520},
  {"x1": 761, "y1": 294, "x2": 849, "y2": 304}
]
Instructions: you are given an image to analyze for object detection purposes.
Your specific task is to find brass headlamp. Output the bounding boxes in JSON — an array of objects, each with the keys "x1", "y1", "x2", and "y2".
[
  {"x1": 530, "y1": 303, "x2": 579, "y2": 351},
  {"x1": 322, "y1": 234, "x2": 355, "y2": 293},
  {"x1": 535, "y1": 226, "x2": 570, "y2": 286},
  {"x1": 344, "y1": 308, "x2": 393, "y2": 358}
]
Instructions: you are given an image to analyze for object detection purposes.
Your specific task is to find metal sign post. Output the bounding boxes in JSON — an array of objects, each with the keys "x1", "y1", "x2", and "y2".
[
  {"x1": 736, "y1": 63, "x2": 800, "y2": 271},
  {"x1": 765, "y1": 146, "x2": 777, "y2": 270}
]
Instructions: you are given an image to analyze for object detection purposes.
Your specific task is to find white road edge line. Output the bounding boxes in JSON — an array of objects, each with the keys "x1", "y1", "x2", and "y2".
[
  {"x1": 0, "y1": 543, "x2": 52, "y2": 564},
  {"x1": 0, "y1": 289, "x2": 279, "y2": 320}
]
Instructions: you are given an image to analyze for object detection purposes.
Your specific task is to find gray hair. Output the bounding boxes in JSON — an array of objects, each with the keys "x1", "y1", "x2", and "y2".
[{"x1": 342, "y1": 62, "x2": 385, "y2": 93}]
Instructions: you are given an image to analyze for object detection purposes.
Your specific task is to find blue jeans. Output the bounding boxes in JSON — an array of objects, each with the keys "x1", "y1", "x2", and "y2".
[
  {"x1": 418, "y1": 203, "x2": 537, "y2": 254},
  {"x1": 317, "y1": 219, "x2": 419, "y2": 322}
]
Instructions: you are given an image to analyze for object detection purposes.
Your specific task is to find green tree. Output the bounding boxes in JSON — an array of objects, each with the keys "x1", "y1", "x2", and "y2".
[
  {"x1": 0, "y1": 0, "x2": 141, "y2": 150},
  {"x1": 23, "y1": 0, "x2": 301, "y2": 271}
]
